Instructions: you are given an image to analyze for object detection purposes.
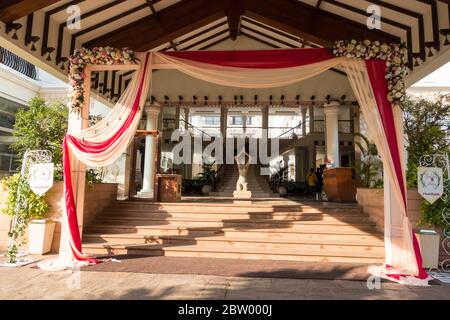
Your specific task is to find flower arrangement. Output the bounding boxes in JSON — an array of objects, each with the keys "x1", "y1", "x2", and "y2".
[
  {"x1": 332, "y1": 40, "x2": 409, "y2": 105},
  {"x1": 68, "y1": 47, "x2": 139, "y2": 114}
]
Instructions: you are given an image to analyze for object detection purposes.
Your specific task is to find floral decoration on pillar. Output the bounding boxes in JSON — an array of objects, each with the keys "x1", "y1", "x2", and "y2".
[
  {"x1": 333, "y1": 40, "x2": 409, "y2": 105},
  {"x1": 68, "y1": 47, "x2": 139, "y2": 114}
]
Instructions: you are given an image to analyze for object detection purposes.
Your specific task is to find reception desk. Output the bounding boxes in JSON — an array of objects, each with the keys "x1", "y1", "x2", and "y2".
[{"x1": 323, "y1": 168, "x2": 357, "y2": 202}]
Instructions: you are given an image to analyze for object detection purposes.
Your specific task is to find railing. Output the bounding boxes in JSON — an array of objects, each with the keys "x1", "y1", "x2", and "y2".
[
  {"x1": 310, "y1": 120, "x2": 354, "y2": 134},
  {"x1": 0, "y1": 47, "x2": 37, "y2": 79},
  {"x1": 275, "y1": 121, "x2": 307, "y2": 140}
]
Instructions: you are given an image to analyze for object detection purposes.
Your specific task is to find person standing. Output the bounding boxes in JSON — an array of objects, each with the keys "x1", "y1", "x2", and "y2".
[
  {"x1": 307, "y1": 168, "x2": 318, "y2": 198},
  {"x1": 316, "y1": 167, "x2": 324, "y2": 201}
]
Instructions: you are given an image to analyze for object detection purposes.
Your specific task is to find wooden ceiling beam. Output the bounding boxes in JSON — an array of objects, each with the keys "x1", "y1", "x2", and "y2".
[
  {"x1": 0, "y1": 0, "x2": 61, "y2": 23},
  {"x1": 84, "y1": 0, "x2": 226, "y2": 51},
  {"x1": 243, "y1": 0, "x2": 400, "y2": 46},
  {"x1": 225, "y1": 0, "x2": 244, "y2": 41}
]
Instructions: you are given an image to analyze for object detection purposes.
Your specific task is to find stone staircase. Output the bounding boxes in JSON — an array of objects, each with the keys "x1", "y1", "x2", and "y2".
[
  {"x1": 210, "y1": 164, "x2": 277, "y2": 198},
  {"x1": 82, "y1": 200, "x2": 385, "y2": 264}
]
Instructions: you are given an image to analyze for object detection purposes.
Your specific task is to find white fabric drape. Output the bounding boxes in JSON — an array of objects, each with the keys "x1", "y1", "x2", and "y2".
[
  {"x1": 152, "y1": 53, "x2": 345, "y2": 88},
  {"x1": 67, "y1": 53, "x2": 152, "y2": 167},
  {"x1": 343, "y1": 60, "x2": 427, "y2": 285}
]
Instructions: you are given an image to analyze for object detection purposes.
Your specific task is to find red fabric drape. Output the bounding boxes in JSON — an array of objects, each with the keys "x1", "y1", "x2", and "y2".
[
  {"x1": 63, "y1": 53, "x2": 150, "y2": 262},
  {"x1": 365, "y1": 60, "x2": 428, "y2": 280},
  {"x1": 163, "y1": 48, "x2": 334, "y2": 69}
]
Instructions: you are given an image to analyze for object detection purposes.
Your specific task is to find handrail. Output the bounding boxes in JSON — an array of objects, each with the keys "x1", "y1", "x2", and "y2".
[
  {"x1": 276, "y1": 121, "x2": 307, "y2": 139},
  {"x1": 179, "y1": 119, "x2": 213, "y2": 138}
]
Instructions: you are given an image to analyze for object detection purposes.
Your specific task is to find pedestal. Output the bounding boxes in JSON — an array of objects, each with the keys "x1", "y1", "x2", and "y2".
[
  {"x1": 154, "y1": 174, "x2": 182, "y2": 202},
  {"x1": 233, "y1": 191, "x2": 253, "y2": 199}
]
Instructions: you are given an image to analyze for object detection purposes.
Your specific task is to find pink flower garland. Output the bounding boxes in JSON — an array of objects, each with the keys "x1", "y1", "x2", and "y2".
[
  {"x1": 333, "y1": 40, "x2": 409, "y2": 105},
  {"x1": 68, "y1": 47, "x2": 139, "y2": 114}
]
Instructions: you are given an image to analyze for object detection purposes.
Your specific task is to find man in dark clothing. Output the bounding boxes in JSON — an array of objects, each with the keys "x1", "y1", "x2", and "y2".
[{"x1": 316, "y1": 167, "x2": 324, "y2": 201}]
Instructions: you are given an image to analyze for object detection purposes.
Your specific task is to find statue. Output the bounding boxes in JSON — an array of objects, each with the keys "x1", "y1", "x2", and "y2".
[{"x1": 233, "y1": 150, "x2": 252, "y2": 198}]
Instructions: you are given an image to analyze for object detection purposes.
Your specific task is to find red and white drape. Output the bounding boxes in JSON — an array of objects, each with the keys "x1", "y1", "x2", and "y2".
[{"x1": 55, "y1": 48, "x2": 429, "y2": 285}]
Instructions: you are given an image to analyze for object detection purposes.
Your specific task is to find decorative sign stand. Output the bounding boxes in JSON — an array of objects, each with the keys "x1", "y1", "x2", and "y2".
[
  {"x1": 1, "y1": 150, "x2": 53, "y2": 267},
  {"x1": 419, "y1": 153, "x2": 450, "y2": 281}
]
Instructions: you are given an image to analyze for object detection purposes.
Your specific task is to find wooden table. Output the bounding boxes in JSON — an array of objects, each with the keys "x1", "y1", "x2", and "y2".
[
  {"x1": 323, "y1": 168, "x2": 357, "y2": 202},
  {"x1": 154, "y1": 174, "x2": 182, "y2": 202}
]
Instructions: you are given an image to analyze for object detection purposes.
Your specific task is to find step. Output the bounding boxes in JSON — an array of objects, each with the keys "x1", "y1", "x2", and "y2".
[
  {"x1": 110, "y1": 202, "x2": 363, "y2": 213},
  {"x1": 91, "y1": 216, "x2": 377, "y2": 228},
  {"x1": 82, "y1": 243, "x2": 384, "y2": 264},
  {"x1": 84, "y1": 223, "x2": 380, "y2": 236},
  {"x1": 100, "y1": 210, "x2": 369, "y2": 220},
  {"x1": 96, "y1": 213, "x2": 373, "y2": 224},
  {"x1": 83, "y1": 233, "x2": 385, "y2": 247}
]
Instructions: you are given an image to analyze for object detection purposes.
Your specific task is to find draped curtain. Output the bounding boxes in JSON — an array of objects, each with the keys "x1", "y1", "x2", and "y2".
[{"x1": 52, "y1": 48, "x2": 429, "y2": 285}]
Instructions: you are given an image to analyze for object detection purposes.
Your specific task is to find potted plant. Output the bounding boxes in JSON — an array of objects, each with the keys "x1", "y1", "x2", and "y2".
[
  {"x1": 198, "y1": 161, "x2": 216, "y2": 195},
  {"x1": 270, "y1": 160, "x2": 288, "y2": 196},
  {"x1": 1, "y1": 174, "x2": 51, "y2": 261}
]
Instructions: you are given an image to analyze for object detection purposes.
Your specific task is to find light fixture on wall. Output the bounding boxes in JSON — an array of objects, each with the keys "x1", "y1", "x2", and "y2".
[
  {"x1": 311, "y1": 95, "x2": 316, "y2": 105},
  {"x1": 326, "y1": 95, "x2": 331, "y2": 104},
  {"x1": 164, "y1": 95, "x2": 170, "y2": 104},
  {"x1": 25, "y1": 35, "x2": 40, "y2": 51},
  {"x1": 254, "y1": 95, "x2": 258, "y2": 105},
  {"x1": 218, "y1": 95, "x2": 223, "y2": 105},
  {"x1": 440, "y1": 29, "x2": 450, "y2": 46},
  {"x1": 193, "y1": 96, "x2": 197, "y2": 105},
  {"x1": 6, "y1": 23, "x2": 22, "y2": 40},
  {"x1": 425, "y1": 42, "x2": 434, "y2": 58},
  {"x1": 44, "y1": 47, "x2": 55, "y2": 61},
  {"x1": 204, "y1": 96, "x2": 208, "y2": 105}
]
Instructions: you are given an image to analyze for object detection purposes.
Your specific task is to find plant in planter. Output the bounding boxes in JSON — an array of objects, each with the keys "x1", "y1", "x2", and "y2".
[
  {"x1": 354, "y1": 132, "x2": 381, "y2": 188},
  {"x1": 198, "y1": 161, "x2": 216, "y2": 195},
  {"x1": 1, "y1": 174, "x2": 49, "y2": 263},
  {"x1": 1, "y1": 97, "x2": 67, "y2": 262},
  {"x1": 86, "y1": 168, "x2": 104, "y2": 190},
  {"x1": 270, "y1": 160, "x2": 288, "y2": 195}
]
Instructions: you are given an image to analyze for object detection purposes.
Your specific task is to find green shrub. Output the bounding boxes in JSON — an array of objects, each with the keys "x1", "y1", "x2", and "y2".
[
  {"x1": 1, "y1": 173, "x2": 49, "y2": 263},
  {"x1": 419, "y1": 180, "x2": 450, "y2": 229}
]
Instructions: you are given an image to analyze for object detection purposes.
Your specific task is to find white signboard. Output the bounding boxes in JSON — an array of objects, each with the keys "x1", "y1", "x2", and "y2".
[
  {"x1": 418, "y1": 167, "x2": 444, "y2": 204},
  {"x1": 28, "y1": 163, "x2": 54, "y2": 196}
]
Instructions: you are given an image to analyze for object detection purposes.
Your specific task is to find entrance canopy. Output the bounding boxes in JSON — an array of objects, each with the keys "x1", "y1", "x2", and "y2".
[{"x1": 60, "y1": 46, "x2": 430, "y2": 285}]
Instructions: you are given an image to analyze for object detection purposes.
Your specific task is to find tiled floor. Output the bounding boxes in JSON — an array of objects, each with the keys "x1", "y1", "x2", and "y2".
[{"x1": 0, "y1": 257, "x2": 449, "y2": 300}]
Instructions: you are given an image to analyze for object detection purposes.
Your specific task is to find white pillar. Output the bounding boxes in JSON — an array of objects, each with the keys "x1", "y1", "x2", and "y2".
[
  {"x1": 324, "y1": 101, "x2": 340, "y2": 168},
  {"x1": 138, "y1": 103, "x2": 161, "y2": 198}
]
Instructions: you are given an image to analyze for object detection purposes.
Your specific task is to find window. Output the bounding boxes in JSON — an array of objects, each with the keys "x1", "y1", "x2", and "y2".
[
  {"x1": 202, "y1": 116, "x2": 220, "y2": 126},
  {"x1": 230, "y1": 116, "x2": 243, "y2": 126}
]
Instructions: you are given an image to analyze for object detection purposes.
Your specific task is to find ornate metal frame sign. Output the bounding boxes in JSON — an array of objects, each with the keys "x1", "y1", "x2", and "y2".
[
  {"x1": 28, "y1": 163, "x2": 54, "y2": 196},
  {"x1": 418, "y1": 167, "x2": 444, "y2": 204}
]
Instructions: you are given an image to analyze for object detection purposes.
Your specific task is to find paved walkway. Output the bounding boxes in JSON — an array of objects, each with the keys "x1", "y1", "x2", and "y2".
[{"x1": 0, "y1": 258, "x2": 449, "y2": 300}]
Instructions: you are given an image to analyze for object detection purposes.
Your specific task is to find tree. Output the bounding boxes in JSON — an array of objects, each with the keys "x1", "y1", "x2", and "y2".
[
  {"x1": 11, "y1": 97, "x2": 68, "y2": 180},
  {"x1": 403, "y1": 95, "x2": 450, "y2": 187}
]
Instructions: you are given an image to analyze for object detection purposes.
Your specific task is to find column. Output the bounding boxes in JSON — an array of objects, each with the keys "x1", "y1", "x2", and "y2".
[
  {"x1": 242, "y1": 111, "x2": 248, "y2": 137},
  {"x1": 309, "y1": 105, "x2": 315, "y2": 133},
  {"x1": 175, "y1": 105, "x2": 181, "y2": 130},
  {"x1": 138, "y1": 103, "x2": 161, "y2": 198},
  {"x1": 352, "y1": 104, "x2": 362, "y2": 178},
  {"x1": 262, "y1": 105, "x2": 269, "y2": 141},
  {"x1": 184, "y1": 107, "x2": 192, "y2": 179},
  {"x1": 301, "y1": 106, "x2": 308, "y2": 136},
  {"x1": 220, "y1": 106, "x2": 228, "y2": 138},
  {"x1": 184, "y1": 107, "x2": 190, "y2": 130},
  {"x1": 323, "y1": 101, "x2": 340, "y2": 168}
]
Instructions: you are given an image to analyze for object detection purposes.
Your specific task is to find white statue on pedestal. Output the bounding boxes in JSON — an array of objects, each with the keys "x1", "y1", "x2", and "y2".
[{"x1": 234, "y1": 150, "x2": 252, "y2": 198}]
